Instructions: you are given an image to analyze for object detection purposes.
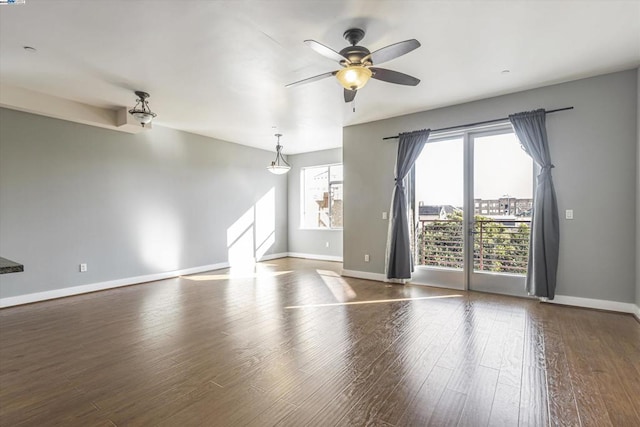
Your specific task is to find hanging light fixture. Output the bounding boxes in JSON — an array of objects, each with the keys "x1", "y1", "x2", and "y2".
[
  {"x1": 335, "y1": 65, "x2": 372, "y2": 90},
  {"x1": 128, "y1": 91, "x2": 157, "y2": 127},
  {"x1": 267, "y1": 133, "x2": 291, "y2": 175}
]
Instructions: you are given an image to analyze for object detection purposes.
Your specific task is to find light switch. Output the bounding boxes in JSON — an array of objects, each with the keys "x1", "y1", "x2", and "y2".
[
  {"x1": 382, "y1": 212, "x2": 388, "y2": 220},
  {"x1": 565, "y1": 209, "x2": 574, "y2": 220}
]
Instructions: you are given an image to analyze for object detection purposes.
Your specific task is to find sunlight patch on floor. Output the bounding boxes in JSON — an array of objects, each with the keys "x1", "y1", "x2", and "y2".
[{"x1": 316, "y1": 269, "x2": 357, "y2": 302}]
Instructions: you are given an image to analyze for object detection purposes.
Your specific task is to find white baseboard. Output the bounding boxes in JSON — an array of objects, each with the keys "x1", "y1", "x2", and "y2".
[
  {"x1": 0, "y1": 262, "x2": 231, "y2": 308},
  {"x1": 545, "y1": 294, "x2": 638, "y2": 315},
  {"x1": 5, "y1": 255, "x2": 637, "y2": 319},
  {"x1": 340, "y1": 269, "x2": 388, "y2": 283},
  {"x1": 336, "y1": 274, "x2": 640, "y2": 317},
  {"x1": 0, "y1": 252, "x2": 291, "y2": 308},
  {"x1": 258, "y1": 252, "x2": 289, "y2": 262},
  {"x1": 287, "y1": 252, "x2": 343, "y2": 262}
]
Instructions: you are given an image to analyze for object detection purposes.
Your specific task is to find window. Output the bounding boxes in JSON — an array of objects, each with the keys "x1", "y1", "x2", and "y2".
[{"x1": 301, "y1": 164, "x2": 343, "y2": 229}]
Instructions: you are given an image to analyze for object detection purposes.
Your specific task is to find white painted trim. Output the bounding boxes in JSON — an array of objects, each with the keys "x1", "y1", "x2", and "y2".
[
  {"x1": 287, "y1": 252, "x2": 343, "y2": 262},
  {"x1": 545, "y1": 295, "x2": 638, "y2": 314},
  {"x1": 335, "y1": 276, "x2": 640, "y2": 317},
  {"x1": 7, "y1": 256, "x2": 634, "y2": 318},
  {"x1": 257, "y1": 252, "x2": 289, "y2": 261},
  {"x1": 0, "y1": 262, "x2": 230, "y2": 308},
  {"x1": 0, "y1": 253, "x2": 291, "y2": 308},
  {"x1": 340, "y1": 269, "x2": 388, "y2": 283}
]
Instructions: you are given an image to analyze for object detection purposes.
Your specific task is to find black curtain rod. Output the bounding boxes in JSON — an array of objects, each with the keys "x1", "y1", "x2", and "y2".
[{"x1": 382, "y1": 106, "x2": 574, "y2": 140}]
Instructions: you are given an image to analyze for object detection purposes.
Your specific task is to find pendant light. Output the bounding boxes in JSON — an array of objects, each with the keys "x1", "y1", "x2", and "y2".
[
  {"x1": 267, "y1": 133, "x2": 291, "y2": 175},
  {"x1": 128, "y1": 91, "x2": 157, "y2": 127}
]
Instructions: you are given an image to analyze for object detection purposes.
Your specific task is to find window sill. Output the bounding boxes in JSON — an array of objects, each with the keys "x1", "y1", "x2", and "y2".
[{"x1": 299, "y1": 228, "x2": 343, "y2": 231}]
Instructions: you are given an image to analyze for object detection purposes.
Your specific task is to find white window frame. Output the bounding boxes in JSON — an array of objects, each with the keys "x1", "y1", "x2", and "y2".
[{"x1": 300, "y1": 163, "x2": 343, "y2": 230}]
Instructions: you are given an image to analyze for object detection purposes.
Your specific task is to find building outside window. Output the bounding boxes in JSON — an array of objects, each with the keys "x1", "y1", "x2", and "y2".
[{"x1": 301, "y1": 164, "x2": 343, "y2": 229}]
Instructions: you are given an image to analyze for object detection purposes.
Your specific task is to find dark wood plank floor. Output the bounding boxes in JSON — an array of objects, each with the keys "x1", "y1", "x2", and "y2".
[{"x1": 1, "y1": 258, "x2": 639, "y2": 426}]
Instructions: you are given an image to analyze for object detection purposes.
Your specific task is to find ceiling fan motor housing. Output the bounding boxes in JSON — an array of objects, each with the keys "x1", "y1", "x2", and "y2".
[
  {"x1": 339, "y1": 45, "x2": 371, "y2": 65},
  {"x1": 341, "y1": 29, "x2": 370, "y2": 65}
]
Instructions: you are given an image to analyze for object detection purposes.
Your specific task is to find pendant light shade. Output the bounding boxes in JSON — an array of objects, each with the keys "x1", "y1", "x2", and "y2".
[
  {"x1": 128, "y1": 91, "x2": 157, "y2": 127},
  {"x1": 267, "y1": 134, "x2": 291, "y2": 174}
]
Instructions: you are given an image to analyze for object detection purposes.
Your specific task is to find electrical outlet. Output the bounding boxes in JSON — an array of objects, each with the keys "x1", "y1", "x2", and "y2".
[
  {"x1": 79, "y1": 263, "x2": 87, "y2": 272},
  {"x1": 565, "y1": 209, "x2": 574, "y2": 220},
  {"x1": 364, "y1": 254, "x2": 370, "y2": 262}
]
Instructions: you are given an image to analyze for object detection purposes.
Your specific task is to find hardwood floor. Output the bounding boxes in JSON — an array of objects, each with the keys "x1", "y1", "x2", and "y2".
[{"x1": 1, "y1": 258, "x2": 639, "y2": 426}]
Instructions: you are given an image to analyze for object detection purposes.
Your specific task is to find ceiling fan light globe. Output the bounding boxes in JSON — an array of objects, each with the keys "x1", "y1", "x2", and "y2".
[{"x1": 336, "y1": 66, "x2": 372, "y2": 90}]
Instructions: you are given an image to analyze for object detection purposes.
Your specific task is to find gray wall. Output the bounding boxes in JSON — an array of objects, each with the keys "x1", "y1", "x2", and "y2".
[
  {"x1": 0, "y1": 108, "x2": 288, "y2": 299},
  {"x1": 287, "y1": 148, "x2": 343, "y2": 259},
  {"x1": 344, "y1": 69, "x2": 638, "y2": 304}
]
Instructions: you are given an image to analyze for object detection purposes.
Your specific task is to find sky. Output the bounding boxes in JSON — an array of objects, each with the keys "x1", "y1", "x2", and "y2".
[{"x1": 414, "y1": 132, "x2": 533, "y2": 207}]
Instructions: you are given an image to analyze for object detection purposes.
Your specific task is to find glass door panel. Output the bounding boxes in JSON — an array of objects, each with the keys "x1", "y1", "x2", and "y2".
[
  {"x1": 412, "y1": 137, "x2": 465, "y2": 289},
  {"x1": 469, "y1": 130, "x2": 533, "y2": 296}
]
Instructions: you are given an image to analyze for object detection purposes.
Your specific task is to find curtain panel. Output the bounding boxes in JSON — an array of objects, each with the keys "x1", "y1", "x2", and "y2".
[
  {"x1": 509, "y1": 109, "x2": 560, "y2": 299},
  {"x1": 385, "y1": 129, "x2": 430, "y2": 280}
]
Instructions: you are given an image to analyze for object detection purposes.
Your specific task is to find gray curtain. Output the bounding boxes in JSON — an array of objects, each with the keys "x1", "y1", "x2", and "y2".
[
  {"x1": 509, "y1": 109, "x2": 559, "y2": 299},
  {"x1": 386, "y1": 129, "x2": 430, "y2": 280}
]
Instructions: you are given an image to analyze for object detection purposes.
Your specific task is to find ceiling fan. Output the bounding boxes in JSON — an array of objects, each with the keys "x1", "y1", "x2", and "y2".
[{"x1": 286, "y1": 28, "x2": 421, "y2": 103}]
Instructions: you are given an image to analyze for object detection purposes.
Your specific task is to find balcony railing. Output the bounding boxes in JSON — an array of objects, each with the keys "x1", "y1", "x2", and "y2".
[
  {"x1": 473, "y1": 220, "x2": 531, "y2": 274},
  {"x1": 416, "y1": 219, "x2": 531, "y2": 275},
  {"x1": 417, "y1": 220, "x2": 464, "y2": 269}
]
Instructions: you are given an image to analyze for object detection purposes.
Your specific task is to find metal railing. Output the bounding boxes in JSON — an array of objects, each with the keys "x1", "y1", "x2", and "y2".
[
  {"x1": 417, "y1": 220, "x2": 464, "y2": 269},
  {"x1": 416, "y1": 219, "x2": 531, "y2": 275},
  {"x1": 473, "y1": 220, "x2": 530, "y2": 274}
]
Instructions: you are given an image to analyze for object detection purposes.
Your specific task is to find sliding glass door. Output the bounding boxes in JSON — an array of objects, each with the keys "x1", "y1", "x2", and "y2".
[
  {"x1": 412, "y1": 125, "x2": 533, "y2": 297},
  {"x1": 468, "y1": 129, "x2": 532, "y2": 296},
  {"x1": 412, "y1": 135, "x2": 466, "y2": 289}
]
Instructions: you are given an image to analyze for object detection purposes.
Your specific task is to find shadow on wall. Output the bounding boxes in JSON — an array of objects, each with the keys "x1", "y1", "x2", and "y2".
[{"x1": 227, "y1": 187, "x2": 276, "y2": 266}]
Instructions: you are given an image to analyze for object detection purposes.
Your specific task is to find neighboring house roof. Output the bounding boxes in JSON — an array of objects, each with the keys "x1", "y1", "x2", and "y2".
[
  {"x1": 419, "y1": 205, "x2": 460, "y2": 216},
  {"x1": 419, "y1": 206, "x2": 441, "y2": 216},
  {"x1": 441, "y1": 205, "x2": 457, "y2": 215}
]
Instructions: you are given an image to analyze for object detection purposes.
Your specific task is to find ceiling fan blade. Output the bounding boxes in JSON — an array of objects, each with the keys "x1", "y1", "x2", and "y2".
[
  {"x1": 344, "y1": 88, "x2": 357, "y2": 103},
  {"x1": 304, "y1": 40, "x2": 349, "y2": 63},
  {"x1": 285, "y1": 71, "x2": 337, "y2": 88},
  {"x1": 370, "y1": 67, "x2": 420, "y2": 86},
  {"x1": 363, "y1": 39, "x2": 421, "y2": 65}
]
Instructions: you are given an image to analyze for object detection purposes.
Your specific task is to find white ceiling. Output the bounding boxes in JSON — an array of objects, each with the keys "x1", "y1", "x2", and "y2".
[{"x1": 1, "y1": 0, "x2": 639, "y2": 154}]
